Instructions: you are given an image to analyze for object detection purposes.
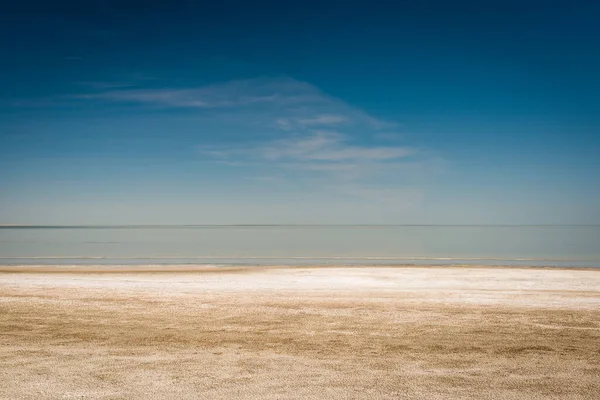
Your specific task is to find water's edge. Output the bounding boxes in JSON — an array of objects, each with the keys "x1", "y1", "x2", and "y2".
[{"x1": 0, "y1": 257, "x2": 598, "y2": 268}]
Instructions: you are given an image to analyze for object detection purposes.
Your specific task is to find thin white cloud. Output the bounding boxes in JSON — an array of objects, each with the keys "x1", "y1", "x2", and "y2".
[
  {"x1": 260, "y1": 131, "x2": 412, "y2": 162},
  {"x1": 199, "y1": 129, "x2": 418, "y2": 185},
  {"x1": 74, "y1": 77, "x2": 391, "y2": 129},
  {"x1": 75, "y1": 76, "x2": 436, "y2": 200},
  {"x1": 76, "y1": 77, "x2": 328, "y2": 109},
  {"x1": 297, "y1": 114, "x2": 349, "y2": 126},
  {"x1": 274, "y1": 114, "x2": 349, "y2": 132}
]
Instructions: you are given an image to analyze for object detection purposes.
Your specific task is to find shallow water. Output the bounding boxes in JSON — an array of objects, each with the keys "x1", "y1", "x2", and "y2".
[{"x1": 0, "y1": 225, "x2": 599, "y2": 267}]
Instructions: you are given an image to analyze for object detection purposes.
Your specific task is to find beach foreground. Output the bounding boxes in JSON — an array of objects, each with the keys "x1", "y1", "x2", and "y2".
[{"x1": 1, "y1": 266, "x2": 599, "y2": 399}]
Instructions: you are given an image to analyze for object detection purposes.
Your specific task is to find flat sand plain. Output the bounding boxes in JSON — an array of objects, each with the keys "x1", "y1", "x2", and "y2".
[{"x1": 1, "y1": 265, "x2": 599, "y2": 399}]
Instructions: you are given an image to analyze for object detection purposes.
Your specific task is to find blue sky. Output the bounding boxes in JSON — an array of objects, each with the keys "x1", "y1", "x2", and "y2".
[{"x1": 1, "y1": 0, "x2": 599, "y2": 224}]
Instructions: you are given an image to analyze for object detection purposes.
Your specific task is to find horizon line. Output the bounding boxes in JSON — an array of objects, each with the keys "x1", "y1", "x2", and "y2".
[{"x1": 1, "y1": 224, "x2": 599, "y2": 228}]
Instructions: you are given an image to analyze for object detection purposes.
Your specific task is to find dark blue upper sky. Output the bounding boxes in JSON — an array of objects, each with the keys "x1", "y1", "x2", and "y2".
[{"x1": 1, "y1": 0, "x2": 599, "y2": 224}]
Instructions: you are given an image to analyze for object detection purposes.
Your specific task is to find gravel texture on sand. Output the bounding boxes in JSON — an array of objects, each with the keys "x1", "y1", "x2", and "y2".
[{"x1": 1, "y1": 266, "x2": 599, "y2": 399}]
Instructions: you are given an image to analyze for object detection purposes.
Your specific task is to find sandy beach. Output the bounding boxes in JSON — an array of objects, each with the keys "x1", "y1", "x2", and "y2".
[{"x1": 1, "y1": 265, "x2": 599, "y2": 399}]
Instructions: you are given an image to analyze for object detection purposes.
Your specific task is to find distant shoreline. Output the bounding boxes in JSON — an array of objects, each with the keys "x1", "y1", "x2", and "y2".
[
  {"x1": 1, "y1": 255, "x2": 597, "y2": 261},
  {"x1": 2, "y1": 224, "x2": 600, "y2": 228},
  {"x1": 1, "y1": 257, "x2": 598, "y2": 269},
  {"x1": 1, "y1": 264, "x2": 599, "y2": 273}
]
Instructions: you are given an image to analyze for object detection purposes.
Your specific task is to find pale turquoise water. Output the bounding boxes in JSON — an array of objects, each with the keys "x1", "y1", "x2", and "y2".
[{"x1": 0, "y1": 225, "x2": 599, "y2": 267}]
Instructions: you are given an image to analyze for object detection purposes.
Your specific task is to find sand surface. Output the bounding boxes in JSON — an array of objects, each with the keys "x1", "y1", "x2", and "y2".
[{"x1": 1, "y1": 265, "x2": 600, "y2": 399}]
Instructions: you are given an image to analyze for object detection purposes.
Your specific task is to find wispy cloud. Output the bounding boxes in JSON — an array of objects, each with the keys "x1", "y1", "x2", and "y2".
[
  {"x1": 260, "y1": 130, "x2": 412, "y2": 162},
  {"x1": 275, "y1": 114, "x2": 349, "y2": 131},
  {"x1": 297, "y1": 114, "x2": 349, "y2": 126},
  {"x1": 74, "y1": 77, "x2": 390, "y2": 128},
  {"x1": 199, "y1": 129, "x2": 420, "y2": 184},
  {"x1": 76, "y1": 77, "x2": 327, "y2": 109},
  {"x1": 74, "y1": 76, "x2": 437, "y2": 199}
]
